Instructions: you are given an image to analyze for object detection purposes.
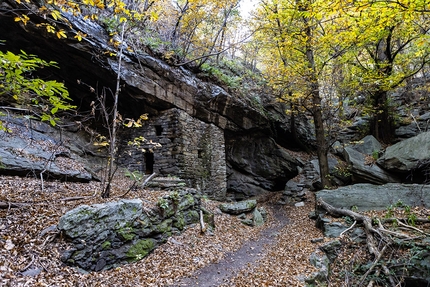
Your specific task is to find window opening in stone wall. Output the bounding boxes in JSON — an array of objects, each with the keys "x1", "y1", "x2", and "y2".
[
  {"x1": 155, "y1": 125, "x2": 163, "y2": 136},
  {"x1": 144, "y1": 151, "x2": 154, "y2": 174},
  {"x1": 198, "y1": 149, "x2": 204, "y2": 158}
]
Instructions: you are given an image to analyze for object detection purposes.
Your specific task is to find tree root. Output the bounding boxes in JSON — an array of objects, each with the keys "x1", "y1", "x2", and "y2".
[{"x1": 317, "y1": 198, "x2": 429, "y2": 287}]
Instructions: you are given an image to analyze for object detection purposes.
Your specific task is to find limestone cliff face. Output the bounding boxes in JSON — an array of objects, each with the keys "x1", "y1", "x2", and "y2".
[{"x1": 0, "y1": 0, "x2": 303, "y2": 197}]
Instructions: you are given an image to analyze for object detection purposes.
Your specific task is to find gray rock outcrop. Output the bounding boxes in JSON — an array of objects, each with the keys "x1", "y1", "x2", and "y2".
[
  {"x1": 316, "y1": 183, "x2": 430, "y2": 211},
  {"x1": 343, "y1": 146, "x2": 399, "y2": 184},
  {"x1": 377, "y1": 131, "x2": 430, "y2": 173},
  {"x1": 0, "y1": 115, "x2": 98, "y2": 181},
  {"x1": 226, "y1": 136, "x2": 300, "y2": 198},
  {"x1": 351, "y1": 135, "x2": 382, "y2": 155},
  {"x1": 395, "y1": 112, "x2": 430, "y2": 139},
  {"x1": 219, "y1": 199, "x2": 257, "y2": 215},
  {"x1": 58, "y1": 189, "x2": 201, "y2": 271}
]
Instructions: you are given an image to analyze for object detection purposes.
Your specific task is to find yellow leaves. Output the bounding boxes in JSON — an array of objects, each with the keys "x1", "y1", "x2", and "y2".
[
  {"x1": 34, "y1": 22, "x2": 67, "y2": 38},
  {"x1": 139, "y1": 113, "x2": 149, "y2": 121},
  {"x1": 74, "y1": 31, "x2": 87, "y2": 41},
  {"x1": 45, "y1": 24, "x2": 55, "y2": 34},
  {"x1": 95, "y1": 0, "x2": 105, "y2": 9},
  {"x1": 164, "y1": 51, "x2": 175, "y2": 60},
  {"x1": 94, "y1": 135, "x2": 109, "y2": 147},
  {"x1": 93, "y1": 141, "x2": 110, "y2": 147},
  {"x1": 39, "y1": 6, "x2": 49, "y2": 14},
  {"x1": 14, "y1": 14, "x2": 30, "y2": 25},
  {"x1": 124, "y1": 120, "x2": 135, "y2": 128},
  {"x1": 123, "y1": 114, "x2": 148, "y2": 128},
  {"x1": 113, "y1": 1, "x2": 127, "y2": 14},
  {"x1": 109, "y1": 38, "x2": 121, "y2": 48},
  {"x1": 104, "y1": 51, "x2": 117, "y2": 57},
  {"x1": 150, "y1": 11, "x2": 159, "y2": 21},
  {"x1": 50, "y1": 10, "x2": 62, "y2": 20},
  {"x1": 82, "y1": 0, "x2": 105, "y2": 9},
  {"x1": 83, "y1": 14, "x2": 98, "y2": 21},
  {"x1": 56, "y1": 29, "x2": 67, "y2": 39}
]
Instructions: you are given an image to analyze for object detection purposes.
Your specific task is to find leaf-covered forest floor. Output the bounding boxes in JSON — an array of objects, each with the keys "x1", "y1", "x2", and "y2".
[
  {"x1": 1, "y1": 173, "x2": 429, "y2": 286},
  {"x1": 0, "y1": 172, "x2": 322, "y2": 286}
]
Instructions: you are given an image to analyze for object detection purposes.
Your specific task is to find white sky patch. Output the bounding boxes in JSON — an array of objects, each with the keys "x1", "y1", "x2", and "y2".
[{"x1": 240, "y1": 0, "x2": 258, "y2": 18}]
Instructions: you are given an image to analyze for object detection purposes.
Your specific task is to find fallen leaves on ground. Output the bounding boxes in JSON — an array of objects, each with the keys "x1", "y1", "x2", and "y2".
[{"x1": 0, "y1": 173, "x2": 322, "y2": 286}]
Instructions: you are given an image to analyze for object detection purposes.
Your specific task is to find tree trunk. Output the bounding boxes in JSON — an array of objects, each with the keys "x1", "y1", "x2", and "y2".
[
  {"x1": 101, "y1": 22, "x2": 126, "y2": 198},
  {"x1": 302, "y1": 8, "x2": 332, "y2": 189},
  {"x1": 369, "y1": 30, "x2": 395, "y2": 144},
  {"x1": 369, "y1": 90, "x2": 394, "y2": 144},
  {"x1": 312, "y1": 93, "x2": 331, "y2": 188}
]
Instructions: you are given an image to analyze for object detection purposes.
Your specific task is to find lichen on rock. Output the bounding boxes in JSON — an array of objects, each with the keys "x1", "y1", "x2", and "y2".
[{"x1": 58, "y1": 189, "x2": 203, "y2": 271}]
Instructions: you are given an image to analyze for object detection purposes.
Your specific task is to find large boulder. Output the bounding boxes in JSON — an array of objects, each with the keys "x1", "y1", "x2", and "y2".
[
  {"x1": 377, "y1": 131, "x2": 430, "y2": 173},
  {"x1": 351, "y1": 135, "x2": 382, "y2": 155},
  {"x1": 58, "y1": 189, "x2": 201, "y2": 271},
  {"x1": 219, "y1": 199, "x2": 257, "y2": 215},
  {"x1": 316, "y1": 183, "x2": 430, "y2": 211},
  {"x1": 343, "y1": 146, "x2": 399, "y2": 184}
]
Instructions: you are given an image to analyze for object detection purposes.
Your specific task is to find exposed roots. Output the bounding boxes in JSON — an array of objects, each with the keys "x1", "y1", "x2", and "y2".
[{"x1": 317, "y1": 198, "x2": 430, "y2": 287}]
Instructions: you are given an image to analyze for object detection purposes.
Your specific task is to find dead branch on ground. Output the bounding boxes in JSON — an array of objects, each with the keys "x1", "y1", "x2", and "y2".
[
  {"x1": 117, "y1": 172, "x2": 157, "y2": 198},
  {"x1": 317, "y1": 198, "x2": 430, "y2": 287},
  {"x1": 199, "y1": 210, "x2": 206, "y2": 234},
  {"x1": 0, "y1": 201, "x2": 23, "y2": 209}
]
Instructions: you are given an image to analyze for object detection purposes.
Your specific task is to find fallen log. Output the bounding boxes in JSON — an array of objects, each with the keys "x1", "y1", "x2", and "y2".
[{"x1": 0, "y1": 201, "x2": 22, "y2": 209}]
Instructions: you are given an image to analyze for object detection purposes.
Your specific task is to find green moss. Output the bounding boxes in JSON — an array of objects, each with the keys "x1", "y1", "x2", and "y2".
[
  {"x1": 184, "y1": 210, "x2": 199, "y2": 224},
  {"x1": 173, "y1": 213, "x2": 185, "y2": 230},
  {"x1": 126, "y1": 239, "x2": 155, "y2": 262},
  {"x1": 246, "y1": 200, "x2": 257, "y2": 209},
  {"x1": 117, "y1": 227, "x2": 135, "y2": 241},
  {"x1": 185, "y1": 194, "x2": 194, "y2": 203},
  {"x1": 101, "y1": 241, "x2": 111, "y2": 250},
  {"x1": 203, "y1": 212, "x2": 215, "y2": 230},
  {"x1": 179, "y1": 194, "x2": 195, "y2": 211},
  {"x1": 156, "y1": 219, "x2": 172, "y2": 234},
  {"x1": 76, "y1": 208, "x2": 93, "y2": 219}
]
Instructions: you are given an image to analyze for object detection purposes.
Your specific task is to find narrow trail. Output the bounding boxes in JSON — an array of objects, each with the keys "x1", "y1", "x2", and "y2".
[{"x1": 172, "y1": 205, "x2": 290, "y2": 287}]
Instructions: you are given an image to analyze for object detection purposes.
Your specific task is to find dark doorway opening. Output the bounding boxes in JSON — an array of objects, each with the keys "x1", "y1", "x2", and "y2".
[
  {"x1": 145, "y1": 152, "x2": 154, "y2": 174},
  {"x1": 155, "y1": 125, "x2": 163, "y2": 136}
]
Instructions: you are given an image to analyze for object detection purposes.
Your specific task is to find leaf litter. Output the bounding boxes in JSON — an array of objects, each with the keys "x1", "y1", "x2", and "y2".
[{"x1": 1, "y1": 173, "x2": 323, "y2": 286}]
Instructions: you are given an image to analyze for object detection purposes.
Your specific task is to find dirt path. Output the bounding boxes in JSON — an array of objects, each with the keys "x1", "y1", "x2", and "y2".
[{"x1": 172, "y1": 205, "x2": 290, "y2": 287}]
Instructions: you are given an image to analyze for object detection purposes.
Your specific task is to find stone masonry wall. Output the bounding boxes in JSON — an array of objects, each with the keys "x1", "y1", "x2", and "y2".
[
  {"x1": 118, "y1": 108, "x2": 226, "y2": 200},
  {"x1": 176, "y1": 109, "x2": 227, "y2": 200}
]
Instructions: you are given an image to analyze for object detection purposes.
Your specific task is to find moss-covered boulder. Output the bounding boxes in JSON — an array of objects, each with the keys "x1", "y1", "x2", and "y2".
[
  {"x1": 126, "y1": 239, "x2": 156, "y2": 262},
  {"x1": 58, "y1": 189, "x2": 201, "y2": 271},
  {"x1": 219, "y1": 199, "x2": 257, "y2": 215}
]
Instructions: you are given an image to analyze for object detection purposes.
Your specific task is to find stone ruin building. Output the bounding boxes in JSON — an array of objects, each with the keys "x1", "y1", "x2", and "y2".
[{"x1": 118, "y1": 108, "x2": 226, "y2": 200}]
